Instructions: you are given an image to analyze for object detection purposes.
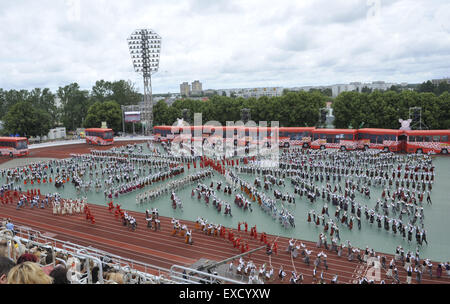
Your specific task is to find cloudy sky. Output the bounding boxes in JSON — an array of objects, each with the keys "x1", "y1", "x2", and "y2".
[{"x1": 0, "y1": 0, "x2": 449, "y2": 94}]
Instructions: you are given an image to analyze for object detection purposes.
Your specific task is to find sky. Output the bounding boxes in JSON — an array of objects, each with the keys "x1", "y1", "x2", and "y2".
[{"x1": 0, "y1": 0, "x2": 449, "y2": 94}]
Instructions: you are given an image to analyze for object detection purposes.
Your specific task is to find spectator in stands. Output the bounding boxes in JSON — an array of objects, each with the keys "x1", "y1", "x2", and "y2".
[
  {"x1": 0, "y1": 256, "x2": 16, "y2": 284},
  {"x1": 49, "y1": 264, "x2": 70, "y2": 284},
  {"x1": 0, "y1": 240, "x2": 7, "y2": 258},
  {"x1": 5, "y1": 219, "x2": 15, "y2": 236},
  {"x1": 91, "y1": 264, "x2": 99, "y2": 283},
  {"x1": 30, "y1": 247, "x2": 44, "y2": 265},
  {"x1": 44, "y1": 248, "x2": 54, "y2": 265},
  {"x1": 16, "y1": 253, "x2": 38, "y2": 265},
  {"x1": 7, "y1": 261, "x2": 53, "y2": 284},
  {"x1": 76, "y1": 259, "x2": 91, "y2": 282},
  {"x1": 55, "y1": 252, "x2": 67, "y2": 265},
  {"x1": 105, "y1": 271, "x2": 124, "y2": 284}
]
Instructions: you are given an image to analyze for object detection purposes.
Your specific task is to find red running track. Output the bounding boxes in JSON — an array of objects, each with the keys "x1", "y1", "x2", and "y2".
[
  {"x1": 0, "y1": 140, "x2": 150, "y2": 165},
  {"x1": 1, "y1": 197, "x2": 449, "y2": 284}
]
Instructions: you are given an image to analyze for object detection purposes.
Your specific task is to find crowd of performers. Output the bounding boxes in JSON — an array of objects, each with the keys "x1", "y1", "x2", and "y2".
[
  {"x1": 136, "y1": 169, "x2": 213, "y2": 204},
  {"x1": 107, "y1": 201, "x2": 159, "y2": 232},
  {"x1": 225, "y1": 170, "x2": 296, "y2": 229},
  {"x1": 295, "y1": 151, "x2": 432, "y2": 246},
  {"x1": 0, "y1": 184, "x2": 95, "y2": 224},
  {"x1": 192, "y1": 182, "x2": 233, "y2": 215},
  {"x1": 234, "y1": 149, "x2": 434, "y2": 247},
  {"x1": 170, "y1": 217, "x2": 193, "y2": 244},
  {"x1": 1, "y1": 151, "x2": 189, "y2": 201},
  {"x1": 170, "y1": 191, "x2": 183, "y2": 209},
  {"x1": 2, "y1": 184, "x2": 87, "y2": 218}
]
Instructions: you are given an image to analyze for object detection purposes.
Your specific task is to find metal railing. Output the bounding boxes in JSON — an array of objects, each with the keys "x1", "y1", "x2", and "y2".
[
  {"x1": 170, "y1": 264, "x2": 245, "y2": 284},
  {"x1": 1, "y1": 223, "x2": 228, "y2": 284}
]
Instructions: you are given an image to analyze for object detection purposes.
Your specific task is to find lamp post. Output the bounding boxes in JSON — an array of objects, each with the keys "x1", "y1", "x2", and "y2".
[{"x1": 127, "y1": 29, "x2": 161, "y2": 135}]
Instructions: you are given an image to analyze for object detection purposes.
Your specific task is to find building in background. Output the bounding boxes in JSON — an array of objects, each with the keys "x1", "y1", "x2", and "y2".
[
  {"x1": 431, "y1": 78, "x2": 450, "y2": 85},
  {"x1": 177, "y1": 80, "x2": 412, "y2": 100},
  {"x1": 215, "y1": 87, "x2": 283, "y2": 98},
  {"x1": 203, "y1": 89, "x2": 217, "y2": 96},
  {"x1": 289, "y1": 81, "x2": 408, "y2": 98},
  {"x1": 191, "y1": 80, "x2": 203, "y2": 96},
  {"x1": 329, "y1": 81, "x2": 403, "y2": 97},
  {"x1": 180, "y1": 82, "x2": 190, "y2": 97}
]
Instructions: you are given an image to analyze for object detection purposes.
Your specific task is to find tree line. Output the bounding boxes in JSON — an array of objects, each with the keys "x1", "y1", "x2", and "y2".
[
  {"x1": 0, "y1": 80, "x2": 141, "y2": 137},
  {"x1": 154, "y1": 91, "x2": 327, "y2": 127},
  {"x1": 0, "y1": 79, "x2": 448, "y2": 138},
  {"x1": 332, "y1": 90, "x2": 450, "y2": 130}
]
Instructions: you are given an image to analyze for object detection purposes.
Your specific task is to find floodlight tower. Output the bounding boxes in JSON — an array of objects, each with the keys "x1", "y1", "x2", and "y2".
[{"x1": 127, "y1": 29, "x2": 161, "y2": 135}]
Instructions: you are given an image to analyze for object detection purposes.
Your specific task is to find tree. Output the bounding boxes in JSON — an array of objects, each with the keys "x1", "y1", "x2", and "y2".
[
  {"x1": 153, "y1": 100, "x2": 169, "y2": 125},
  {"x1": 332, "y1": 91, "x2": 367, "y2": 128},
  {"x1": 322, "y1": 88, "x2": 332, "y2": 97},
  {"x1": 90, "y1": 80, "x2": 141, "y2": 106},
  {"x1": 331, "y1": 89, "x2": 450, "y2": 130},
  {"x1": 435, "y1": 82, "x2": 450, "y2": 96},
  {"x1": 0, "y1": 89, "x2": 30, "y2": 120},
  {"x1": 437, "y1": 92, "x2": 450, "y2": 129},
  {"x1": 361, "y1": 86, "x2": 373, "y2": 94},
  {"x1": 3, "y1": 101, "x2": 52, "y2": 137},
  {"x1": 84, "y1": 100, "x2": 122, "y2": 132},
  {"x1": 28, "y1": 88, "x2": 58, "y2": 128},
  {"x1": 110, "y1": 80, "x2": 142, "y2": 106},
  {"x1": 388, "y1": 85, "x2": 401, "y2": 93},
  {"x1": 309, "y1": 88, "x2": 332, "y2": 97},
  {"x1": 0, "y1": 89, "x2": 6, "y2": 119},
  {"x1": 91, "y1": 80, "x2": 113, "y2": 102},
  {"x1": 166, "y1": 106, "x2": 182, "y2": 125},
  {"x1": 418, "y1": 80, "x2": 435, "y2": 93},
  {"x1": 57, "y1": 83, "x2": 92, "y2": 131}
]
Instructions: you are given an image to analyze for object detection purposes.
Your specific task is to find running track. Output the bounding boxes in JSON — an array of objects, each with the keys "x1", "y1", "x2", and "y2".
[{"x1": 2, "y1": 197, "x2": 449, "y2": 284}]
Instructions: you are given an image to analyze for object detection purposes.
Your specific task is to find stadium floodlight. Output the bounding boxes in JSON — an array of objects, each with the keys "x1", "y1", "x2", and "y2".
[{"x1": 127, "y1": 29, "x2": 162, "y2": 135}]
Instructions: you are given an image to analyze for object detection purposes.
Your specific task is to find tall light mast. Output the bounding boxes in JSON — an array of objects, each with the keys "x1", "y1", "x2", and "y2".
[{"x1": 127, "y1": 29, "x2": 161, "y2": 135}]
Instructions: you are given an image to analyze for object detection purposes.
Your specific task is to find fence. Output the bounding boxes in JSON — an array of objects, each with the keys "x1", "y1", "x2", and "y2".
[{"x1": 0, "y1": 222, "x2": 244, "y2": 284}]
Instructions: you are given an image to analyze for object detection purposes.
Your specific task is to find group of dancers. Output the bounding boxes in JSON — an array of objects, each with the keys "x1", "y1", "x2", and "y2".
[{"x1": 192, "y1": 182, "x2": 233, "y2": 215}]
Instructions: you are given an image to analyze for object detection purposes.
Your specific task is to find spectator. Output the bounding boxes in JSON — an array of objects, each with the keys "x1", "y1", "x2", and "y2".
[
  {"x1": 0, "y1": 240, "x2": 7, "y2": 258},
  {"x1": 45, "y1": 248, "x2": 54, "y2": 265},
  {"x1": 0, "y1": 256, "x2": 16, "y2": 284},
  {"x1": 16, "y1": 253, "x2": 38, "y2": 265},
  {"x1": 91, "y1": 264, "x2": 99, "y2": 283},
  {"x1": 105, "y1": 272, "x2": 124, "y2": 284},
  {"x1": 30, "y1": 248, "x2": 43, "y2": 264},
  {"x1": 7, "y1": 261, "x2": 53, "y2": 284},
  {"x1": 49, "y1": 265, "x2": 70, "y2": 284},
  {"x1": 5, "y1": 219, "x2": 15, "y2": 236}
]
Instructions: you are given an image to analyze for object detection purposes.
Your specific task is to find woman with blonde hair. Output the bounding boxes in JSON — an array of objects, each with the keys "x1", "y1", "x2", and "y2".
[
  {"x1": 7, "y1": 261, "x2": 53, "y2": 284},
  {"x1": 105, "y1": 271, "x2": 124, "y2": 284}
]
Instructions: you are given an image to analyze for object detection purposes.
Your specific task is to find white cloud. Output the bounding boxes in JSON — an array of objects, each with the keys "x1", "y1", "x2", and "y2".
[{"x1": 0, "y1": 0, "x2": 449, "y2": 93}]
